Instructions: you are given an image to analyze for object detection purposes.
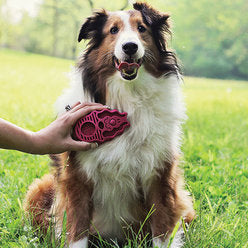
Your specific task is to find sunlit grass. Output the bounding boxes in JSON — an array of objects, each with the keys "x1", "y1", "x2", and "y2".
[
  {"x1": 182, "y1": 77, "x2": 248, "y2": 247},
  {"x1": 0, "y1": 49, "x2": 247, "y2": 247}
]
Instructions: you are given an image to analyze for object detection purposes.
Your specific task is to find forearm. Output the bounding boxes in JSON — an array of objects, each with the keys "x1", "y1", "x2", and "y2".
[
  {"x1": 0, "y1": 103, "x2": 104, "y2": 155},
  {"x1": 0, "y1": 118, "x2": 37, "y2": 154},
  {"x1": 0, "y1": 103, "x2": 105, "y2": 155}
]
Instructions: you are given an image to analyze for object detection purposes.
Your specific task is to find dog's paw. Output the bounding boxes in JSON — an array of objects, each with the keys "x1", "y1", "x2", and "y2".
[
  {"x1": 69, "y1": 237, "x2": 88, "y2": 248},
  {"x1": 153, "y1": 237, "x2": 169, "y2": 248},
  {"x1": 153, "y1": 228, "x2": 184, "y2": 248}
]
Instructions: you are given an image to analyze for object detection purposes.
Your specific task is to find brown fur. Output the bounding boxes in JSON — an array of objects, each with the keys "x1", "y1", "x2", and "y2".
[
  {"x1": 24, "y1": 157, "x2": 194, "y2": 243},
  {"x1": 23, "y1": 174, "x2": 55, "y2": 233},
  {"x1": 78, "y1": 3, "x2": 179, "y2": 104},
  {"x1": 128, "y1": 11, "x2": 164, "y2": 78},
  {"x1": 147, "y1": 162, "x2": 195, "y2": 240},
  {"x1": 24, "y1": 2, "x2": 194, "y2": 245},
  {"x1": 54, "y1": 152, "x2": 94, "y2": 242}
]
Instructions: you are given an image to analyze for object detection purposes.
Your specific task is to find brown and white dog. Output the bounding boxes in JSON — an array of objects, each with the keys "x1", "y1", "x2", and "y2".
[{"x1": 24, "y1": 2, "x2": 195, "y2": 248}]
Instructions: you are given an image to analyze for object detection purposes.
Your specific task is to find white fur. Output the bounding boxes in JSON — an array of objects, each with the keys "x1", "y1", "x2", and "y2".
[
  {"x1": 170, "y1": 228, "x2": 184, "y2": 248},
  {"x1": 153, "y1": 237, "x2": 169, "y2": 248},
  {"x1": 113, "y1": 11, "x2": 145, "y2": 60},
  {"x1": 56, "y1": 69, "x2": 85, "y2": 114},
  {"x1": 69, "y1": 237, "x2": 88, "y2": 248},
  {"x1": 55, "y1": 12, "x2": 186, "y2": 244},
  {"x1": 153, "y1": 228, "x2": 184, "y2": 248},
  {"x1": 55, "y1": 68, "x2": 185, "y2": 239}
]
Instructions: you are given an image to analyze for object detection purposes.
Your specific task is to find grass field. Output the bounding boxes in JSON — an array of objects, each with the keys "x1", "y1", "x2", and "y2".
[{"x1": 0, "y1": 49, "x2": 247, "y2": 248}]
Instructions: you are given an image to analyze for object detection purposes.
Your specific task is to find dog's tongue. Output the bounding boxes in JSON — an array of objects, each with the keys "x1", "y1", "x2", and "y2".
[{"x1": 117, "y1": 62, "x2": 140, "y2": 71}]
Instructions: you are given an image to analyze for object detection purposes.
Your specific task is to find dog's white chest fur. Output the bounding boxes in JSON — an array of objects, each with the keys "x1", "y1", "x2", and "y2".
[{"x1": 56, "y1": 68, "x2": 185, "y2": 237}]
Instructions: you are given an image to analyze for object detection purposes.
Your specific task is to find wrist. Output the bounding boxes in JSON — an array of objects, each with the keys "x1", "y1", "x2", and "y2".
[{"x1": 26, "y1": 131, "x2": 48, "y2": 155}]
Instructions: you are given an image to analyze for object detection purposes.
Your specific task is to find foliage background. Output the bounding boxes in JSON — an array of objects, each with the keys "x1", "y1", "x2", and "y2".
[
  {"x1": 0, "y1": 0, "x2": 248, "y2": 247},
  {"x1": 0, "y1": 49, "x2": 248, "y2": 247},
  {"x1": 0, "y1": 0, "x2": 248, "y2": 80}
]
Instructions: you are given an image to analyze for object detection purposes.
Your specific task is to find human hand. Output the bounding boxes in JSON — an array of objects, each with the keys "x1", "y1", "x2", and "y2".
[{"x1": 33, "y1": 102, "x2": 108, "y2": 154}]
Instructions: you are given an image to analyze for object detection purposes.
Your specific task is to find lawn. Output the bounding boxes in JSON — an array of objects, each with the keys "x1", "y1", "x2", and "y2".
[{"x1": 0, "y1": 49, "x2": 247, "y2": 248}]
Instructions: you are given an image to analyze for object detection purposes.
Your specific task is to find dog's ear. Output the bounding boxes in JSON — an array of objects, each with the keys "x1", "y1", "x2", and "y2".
[
  {"x1": 78, "y1": 9, "x2": 107, "y2": 42},
  {"x1": 133, "y1": 2, "x2": 170, "y2": 27},
  {"x1": 133, "y1": 2, "x2": 170, "y2": 52}
]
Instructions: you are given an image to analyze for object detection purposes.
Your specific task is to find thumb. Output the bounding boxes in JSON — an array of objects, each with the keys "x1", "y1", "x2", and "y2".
[{"x1": 67, "y1": 140, "x2": 98, "y2": 151}]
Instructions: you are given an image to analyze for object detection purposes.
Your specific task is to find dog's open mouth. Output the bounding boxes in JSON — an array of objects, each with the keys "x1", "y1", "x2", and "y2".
[{"x1": 114, "y1": 57, "x2": 142, "y2": 80}]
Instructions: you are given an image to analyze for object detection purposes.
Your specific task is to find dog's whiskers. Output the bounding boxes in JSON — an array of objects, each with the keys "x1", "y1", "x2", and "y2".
[{"x1": 144, "y1": 50, "x2": 156, "y2": 63}]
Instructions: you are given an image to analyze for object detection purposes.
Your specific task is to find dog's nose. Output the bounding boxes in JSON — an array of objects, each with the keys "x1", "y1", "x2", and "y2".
[{"x1": 122, "y1": 42, "x2": 138, "y2": 55}]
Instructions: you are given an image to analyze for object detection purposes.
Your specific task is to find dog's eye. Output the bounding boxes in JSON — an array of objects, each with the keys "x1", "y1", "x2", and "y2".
[
  {"x1": 110, "y1": 26, "x2": 119, "y2": 34},
  {"x1": 138, "y1": 25, "x2": 146, "y2": 33}
]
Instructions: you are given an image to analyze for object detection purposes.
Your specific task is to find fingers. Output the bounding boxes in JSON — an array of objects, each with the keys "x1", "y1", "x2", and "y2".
[
  {"x1": 70, "y1": 104, "x2": 109, "y2": 125},
  {"x1": 70, "y1": 102, "x2": 106, "y2": 113},
  {"x1": 71, "y1": 101, "x2": 81, "y2": 109},
  {"x1": 67, "y1": 140, "x2": 98, "y2": 151}
]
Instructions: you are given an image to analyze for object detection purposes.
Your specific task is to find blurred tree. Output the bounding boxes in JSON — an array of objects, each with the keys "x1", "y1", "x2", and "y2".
[
  {"x1": 15, "y1": 0, "x2": 92, "y2": 58},
  {"x1": 0, "y1": 0, "x2": 19, "y2": 49},
  {"x1": 171, "y1": 0, "x2": 248, "y2": 79},
  {"x1": 0, "y1": 0, "x2": 247, "y2": 79},
  {"x1": 17, "y1": 0, "x2": 131, "y2": 59}
]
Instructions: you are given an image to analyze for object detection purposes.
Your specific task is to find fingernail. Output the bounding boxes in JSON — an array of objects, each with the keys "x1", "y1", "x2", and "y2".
[
  {"x1": 103, "y1": 105, "x2": 111, "y2": 109},
  {"x1": 91, "y1": 142, "x2": 99, "y2": 149}
]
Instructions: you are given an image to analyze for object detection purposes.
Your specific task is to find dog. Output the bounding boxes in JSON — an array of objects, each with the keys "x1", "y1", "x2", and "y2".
[{"x1": 24, "y1": 2, "x2": 195, "y2": 248}]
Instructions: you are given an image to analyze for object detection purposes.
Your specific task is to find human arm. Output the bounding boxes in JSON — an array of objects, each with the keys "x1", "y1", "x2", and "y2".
[{"x1": 0, "y1": 102, "x2": 107, "y2": 154}]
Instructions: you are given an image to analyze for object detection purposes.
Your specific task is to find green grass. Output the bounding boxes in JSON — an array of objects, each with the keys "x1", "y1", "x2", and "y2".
[{"x1": 0, "y1": 48, "x2": 247, "y2": 247}]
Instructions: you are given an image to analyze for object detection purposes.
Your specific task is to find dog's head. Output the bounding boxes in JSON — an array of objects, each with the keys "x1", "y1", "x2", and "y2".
[{"x1": 78, "y1": 2, "x2": 178, "y2": 102}]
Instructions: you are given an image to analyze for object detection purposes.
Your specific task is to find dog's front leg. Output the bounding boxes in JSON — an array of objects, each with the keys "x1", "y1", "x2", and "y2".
[
  {"x1": 60, "y1": 155, "x2": 94, "y2": 248},
  {"x1": 66, "y1": 184, "x2": 92, "y2": 248},
  {"x1": 147, "y1": 163, "x2": 186, "y2": 248}
]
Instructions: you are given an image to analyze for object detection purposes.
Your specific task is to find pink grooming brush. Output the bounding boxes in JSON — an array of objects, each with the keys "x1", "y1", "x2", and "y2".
[{"x1": 73, "y1": 109, "x2": 130, "y2": 144}]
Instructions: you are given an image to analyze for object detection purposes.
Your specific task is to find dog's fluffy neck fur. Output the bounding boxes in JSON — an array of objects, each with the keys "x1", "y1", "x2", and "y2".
[
  {"x1": 25, "y1": 4, "x2": 194, "y2": 247},
  {"x1": 55, "y1": 67, "x2": 185, "y2": 238}
]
